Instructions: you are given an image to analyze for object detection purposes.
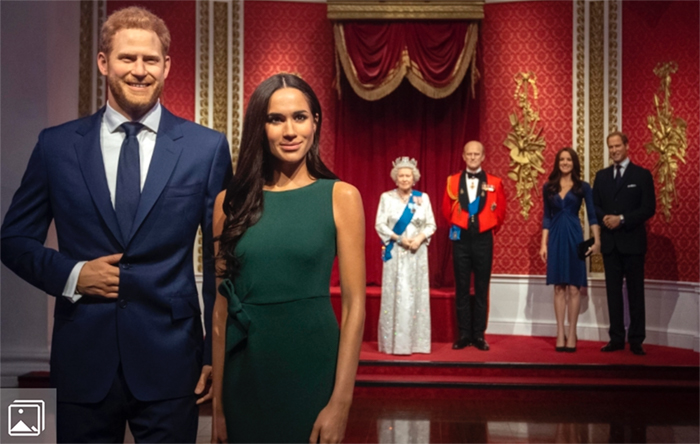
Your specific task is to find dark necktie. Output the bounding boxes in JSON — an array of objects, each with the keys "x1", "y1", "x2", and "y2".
[
  {"x1": 614, "y1": 164, "x2": 622, "y2": 188},
  {"x1": 116, "y1": 122, "x2": 144, "y2": 240},
  {"x1": 467, "y1": 172, "x2": 479, "y2": 179}
]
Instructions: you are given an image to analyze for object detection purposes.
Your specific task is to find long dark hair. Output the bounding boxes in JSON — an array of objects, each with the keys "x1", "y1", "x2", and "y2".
[
  {"x1": 218, "y1": 74, "x2": 337, "y2": 280},
  {"x1": 544, "y1": 147, "x2": 583, "y2": 199}
]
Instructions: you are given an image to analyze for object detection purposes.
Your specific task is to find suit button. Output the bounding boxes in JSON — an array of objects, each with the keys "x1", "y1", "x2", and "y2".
[
  {"x1": 118, "y1": 300, "x2": 128, "y2": 309},
  {"x1": 121, "y1": 262, "x2": 131, "y2": 270}
]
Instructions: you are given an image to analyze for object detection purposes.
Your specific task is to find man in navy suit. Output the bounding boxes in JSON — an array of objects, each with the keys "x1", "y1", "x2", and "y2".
[
  {"x1": 1, "y1": 7, "x2": 232, "y2": 442},
  {"x1": 593, "y1": 132, "x2": 655, "y2": 356}
]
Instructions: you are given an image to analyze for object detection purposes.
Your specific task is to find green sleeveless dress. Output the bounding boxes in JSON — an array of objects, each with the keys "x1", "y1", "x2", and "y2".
[{"x1": 219, "y1": 179, "x2": 339, "y2": 443}]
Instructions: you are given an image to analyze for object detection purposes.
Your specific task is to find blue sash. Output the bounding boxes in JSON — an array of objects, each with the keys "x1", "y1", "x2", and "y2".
[
  {"x1": 468, "y1": 194, "x2": 480, "y2": 215},
  {"x1": 449, "y1": 195, "x2": 480, "y2": 241},
  {"x1": 383, "y1": 190, "x2": 422, "y2": 262}
]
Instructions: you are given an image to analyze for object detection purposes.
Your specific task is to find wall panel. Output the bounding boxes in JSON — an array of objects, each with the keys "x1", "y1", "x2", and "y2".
[
  {"x1": 244, "y1": 1, "x2": 337, "y2": 168},
  {"x1": 107, "y1": 0, "x2": 197, "y2": 121},
  {"x1": 480, "y1": 1, "x2": 574, "y2": 276},
  {"x1": 621, "y1": 0, "x2": 699, "y2": 283}
]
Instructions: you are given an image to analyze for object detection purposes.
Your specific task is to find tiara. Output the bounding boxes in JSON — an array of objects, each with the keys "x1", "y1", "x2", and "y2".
[{"x1": 392, "y1": 156, "x2": 418, "y2": 170}]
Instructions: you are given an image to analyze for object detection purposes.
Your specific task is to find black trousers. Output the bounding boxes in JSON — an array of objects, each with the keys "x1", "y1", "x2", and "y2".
[
  {"x1": 602, "y1": 249, "x2": 646, "y2": 345},
  {"x1": 57, "y1": 365, "x2": 199, "y2": 443},
  {"x1": 452, "y1": 227, "x2": 493, "y2": 341}
]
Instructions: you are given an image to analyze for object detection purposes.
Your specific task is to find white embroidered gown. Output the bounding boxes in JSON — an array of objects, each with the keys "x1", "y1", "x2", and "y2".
[{"x1": 375, "y1": 190, "x2": 437, "y2": 354}]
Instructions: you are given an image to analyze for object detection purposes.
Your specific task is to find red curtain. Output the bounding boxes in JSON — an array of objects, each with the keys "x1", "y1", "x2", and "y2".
[
  {"x1": 332, "y1": 74, "x2": 480, "y2": 287},
  {"x1": 343, "y1": 23, "x2": 404, "y2": 84},
  {"x1": 336, "y1": 21, "x2": 478, "y2": 100},
  {"x1": 403, "y1": 22, "x2": 469, "y2": 86}
]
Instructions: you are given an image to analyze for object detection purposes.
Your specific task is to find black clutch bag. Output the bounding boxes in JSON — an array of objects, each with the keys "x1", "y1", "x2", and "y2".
[{"x1": 577, "y1": 238, "x2": 595, "y2": 260}]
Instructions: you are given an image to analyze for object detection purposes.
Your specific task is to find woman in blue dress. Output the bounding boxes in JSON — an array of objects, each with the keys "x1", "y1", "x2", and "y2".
[{"x1": 540, "y1": 148, "x2": 600, "y2": 352}]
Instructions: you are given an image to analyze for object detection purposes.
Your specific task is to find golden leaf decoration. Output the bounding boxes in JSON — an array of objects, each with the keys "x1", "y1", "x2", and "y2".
[
  {"x1": 644, "y1": 62, "x2": 688, "y2": 222},
  {"x1": 503, "y1": 72, "x2": 546, "y2": 220}
]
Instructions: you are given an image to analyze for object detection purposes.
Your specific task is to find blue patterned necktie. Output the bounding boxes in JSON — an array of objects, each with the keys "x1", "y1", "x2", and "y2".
[{"x1": 115, "y1": 122, "x2": 144, "y2": 240}]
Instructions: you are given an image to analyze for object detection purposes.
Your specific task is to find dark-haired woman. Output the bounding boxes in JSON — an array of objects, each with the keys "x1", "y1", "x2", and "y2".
[
  {"x1": 210, "y1": 74, "x2": 365, "y2": 443},
  {"x1": 539, "y1": 148, "x2": 600, "y2": 352}
]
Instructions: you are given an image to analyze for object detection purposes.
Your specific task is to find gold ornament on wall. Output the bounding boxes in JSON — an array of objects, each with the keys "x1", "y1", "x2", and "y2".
[
  {"x1": 644, "y1": 62, "x2": 688, "y2": 222},
  {"x1": 503, "y1": 72, "x2": 546, "y2": 220}
]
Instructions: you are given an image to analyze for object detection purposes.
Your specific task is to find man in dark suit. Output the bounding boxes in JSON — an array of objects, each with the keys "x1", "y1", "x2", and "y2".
[
  {"x1": 593, "y1": 131, "x2": 655, "y2": 356},
  {"x1": 442, "y1": 141, "x2": 506, "y2": 351},
  {"x1": 1, "y1": 7, "x2": 232, "y2": 442}
]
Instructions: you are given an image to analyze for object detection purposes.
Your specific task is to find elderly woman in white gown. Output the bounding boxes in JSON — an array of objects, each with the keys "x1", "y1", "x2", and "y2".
[{"x1": 375, "y1": 157, "x2": 437, "y2": 354}]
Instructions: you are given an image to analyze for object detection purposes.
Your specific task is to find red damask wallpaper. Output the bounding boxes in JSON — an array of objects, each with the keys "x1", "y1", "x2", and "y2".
[
  {"x1": 244, "y1": 1, "x2": 337, "y2": 169},
  {"x1": 480, "y1": 1, "x2": 574, "y2": 276},
  {"x1": 102, "y1": 0, "x2": 697, "y2": 282},
  {"x1": 107, "y1": 1, "x2": 196, "y2": 121},
  {"x1": 622, "y1": 1, "x2": 699, "y2": 283}
]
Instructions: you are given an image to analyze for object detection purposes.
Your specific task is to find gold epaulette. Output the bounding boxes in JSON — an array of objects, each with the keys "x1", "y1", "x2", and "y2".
[{"x1": 446, "y1": 175, "x2": 461, "y2": 214}]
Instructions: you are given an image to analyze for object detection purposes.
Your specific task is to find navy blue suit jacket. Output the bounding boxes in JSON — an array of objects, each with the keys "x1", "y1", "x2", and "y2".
[
  {"x1": 1, "y1": 107, "x2": 232, "y2": 403},
  {"x1": 592, "y1": 161, "x2": 656, "y2": 255}
]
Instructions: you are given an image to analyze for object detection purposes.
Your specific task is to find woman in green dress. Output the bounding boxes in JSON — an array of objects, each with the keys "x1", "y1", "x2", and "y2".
[{"x1": 210, "y1": 74, "x2": 366, "y2": 443}]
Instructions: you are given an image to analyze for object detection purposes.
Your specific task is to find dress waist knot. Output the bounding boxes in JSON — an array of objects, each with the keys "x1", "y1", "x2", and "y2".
[{"x1": 219, "y1": 279, "x2": 251, "y2": 352}]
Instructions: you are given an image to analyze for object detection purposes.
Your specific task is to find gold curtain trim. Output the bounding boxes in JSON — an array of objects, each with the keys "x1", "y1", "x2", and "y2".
[
  {"x1": 327, "y1": 1, "x2": 484, "y2": 21},
  {"x1": 334, "y1": 23, "x2": 407, "y2": 101},
  {"x1": 406, "y1": 23, "x2": 479, "y2": 99},
  {"x1": 334, "y1": 22, "x2": 479, "y2": 101}
]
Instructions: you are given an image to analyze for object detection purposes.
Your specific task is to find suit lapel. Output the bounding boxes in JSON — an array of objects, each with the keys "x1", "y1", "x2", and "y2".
[
  {"x1": 74, "y1": 109, "x2": 126, "y2": 248},
  {"x1": 458, "y1": 170, "x2": 469, "y2": 210},
  {"x1": 477, "y1": 171, "x2": 487, "y2": 213},
  {"x1": 127, "y1": 107, "x2": 184, "y2": 245}
]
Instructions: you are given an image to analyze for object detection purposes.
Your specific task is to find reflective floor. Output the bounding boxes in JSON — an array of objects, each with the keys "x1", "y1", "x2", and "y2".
[
  {"x1": 147, "y1": 389, "x2": 698, "y2": 443},
  {"x1": 343, "y1": 391, "x2": 699, "y2": 443}
]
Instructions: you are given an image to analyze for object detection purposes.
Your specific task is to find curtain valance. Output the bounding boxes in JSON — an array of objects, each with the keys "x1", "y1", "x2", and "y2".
[{"x1": 334, "y1": 21, "x2": 479, "y2": 100}]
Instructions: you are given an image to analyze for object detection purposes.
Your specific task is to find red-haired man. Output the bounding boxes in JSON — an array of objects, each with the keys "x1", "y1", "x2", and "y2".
[{"x1": 1, "y1": 6, "x2": 232, "y2": 442}]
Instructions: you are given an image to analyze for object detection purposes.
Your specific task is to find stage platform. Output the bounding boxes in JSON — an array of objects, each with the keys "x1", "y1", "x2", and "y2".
[
  {"x1": 330, "y1": 286, "x2": 698, "y2": 394},
  {"x1": 356, "y1": 336, "x2": 699, "y2": 394},
  {"x1": 17, "y1": 335, "x2": 699, "y2": 398},
  {"x1": 18, "y1": 287, "x2": 699, "y2": 396},
  {"x1": 330, "y1": 286, "x2": 458, "y2": 342}
]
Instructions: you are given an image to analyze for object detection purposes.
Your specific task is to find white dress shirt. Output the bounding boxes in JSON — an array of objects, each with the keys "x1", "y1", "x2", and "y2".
[
  {"x1": 615, "y1": 157, "x2": 630, "y2": 179},
  {"x1": 465, "y1": 168, "x2": 482, "y2": 203},
  {"x1": 62, "y1": 102, "x2": 162, "y2": 301}
]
